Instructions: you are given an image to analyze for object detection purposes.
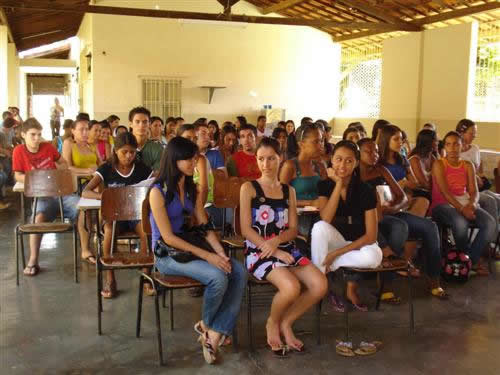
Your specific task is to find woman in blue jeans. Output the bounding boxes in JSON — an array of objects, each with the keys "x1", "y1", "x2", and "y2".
[
  {"x1": 358, "y1": 138, "x2": 448, "y2": 299},
  {"x1": 149, "y1": 136, "x2": 247, "y2": 364},
  {"x1": 431, "y1": 131, "x2": 496, "y2": 276}
]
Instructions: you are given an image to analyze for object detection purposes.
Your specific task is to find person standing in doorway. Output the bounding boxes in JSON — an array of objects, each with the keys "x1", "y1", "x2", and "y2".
[{"x1": 50, "y1": 98, "x2": 64, "y2": 139}]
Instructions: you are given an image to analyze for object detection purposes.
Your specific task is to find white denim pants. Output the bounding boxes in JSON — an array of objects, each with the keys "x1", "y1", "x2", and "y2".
[{"x1": 310, "y1": 220, "x2": 382, "y2": 273}]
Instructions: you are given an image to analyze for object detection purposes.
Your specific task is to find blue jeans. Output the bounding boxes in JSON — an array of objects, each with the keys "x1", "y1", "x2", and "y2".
[
  {"x1": 33, "y1": 194, "x2": 80, "y2": 222},
  {"x1": 155, "y1": 256, "x2": 247, "y2": 336},
  {"x1": 378, "y1": 215, "x2": 409, "y2": 255},
  {"x1": 393, "y1": 211, "x2": 442, "y2": 278},
  {"x1": 432, "y1": 204, "x2": 496, "y2": 265}
]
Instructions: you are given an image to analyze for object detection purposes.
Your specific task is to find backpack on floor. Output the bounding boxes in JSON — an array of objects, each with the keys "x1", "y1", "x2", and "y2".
[{"x1": 441, "y1": 250, "x2": 472, "y2": 283}]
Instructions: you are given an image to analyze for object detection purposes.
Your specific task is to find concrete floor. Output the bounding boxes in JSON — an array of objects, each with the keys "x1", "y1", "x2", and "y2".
[{"x1": 1, "y1": 193, "x2": 499, "y2": 375}]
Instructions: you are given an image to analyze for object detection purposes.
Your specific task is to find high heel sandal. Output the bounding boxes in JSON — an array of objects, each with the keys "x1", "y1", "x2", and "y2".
[{"x1": 198, "y1": 331, "x2": 217, "y2": 364}]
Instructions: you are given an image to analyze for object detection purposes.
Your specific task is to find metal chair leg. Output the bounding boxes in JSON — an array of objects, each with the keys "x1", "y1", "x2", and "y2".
[
  {"x1": 408, "y1": 272, "x2": 415, "y2": 334},
  {"x1": 19, "y1": 231, "x2": 26, "y2": 270},
  {"x1": 342, "y1": 269, "x2": 349, "y2": 341},
  {"x1": 136, "y1": 275, "x2": 144, "y2": 338},
  {"x1": 233, "y1": 319, "x2": 239, "y2": 352},
  {"x1": 169, "y1": 289, "x2": 174, "y2": 331},
  {"x1": 97, "y1": 264, "x2": 102, "y2": 335},
  {"x1": 375, "y1": 272, "x2": 385, "y2": 311},
  {"x1": 73, "y1": 228, "x2": 78, "y2": 283},
  {"x1": 247, "y1": 284, "x2": 253, "y2": 352},
  {"x1": 15, "y1": 228, "x2": 19, "y2": 286},
  {"x1": 316, "y1": 300, "x2": 322, "y2": 345},
  {"x1": 154, "y1": 292, "x2": 164, "y2": 366}
]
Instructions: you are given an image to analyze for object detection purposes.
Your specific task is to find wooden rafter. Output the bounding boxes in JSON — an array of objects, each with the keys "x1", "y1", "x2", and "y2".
[
  {"x1": 261, "y1": 0, "x2": 308, "y2": 15},
  {"x1": 0, "y1": 0, "x2": 420, "y2": 31},
  {"x1": 337, "y1": 0, "x2": 421, "y2": 30},
  {"x1": 413, "y1": 2, "x2": 500, "y2": 26}
]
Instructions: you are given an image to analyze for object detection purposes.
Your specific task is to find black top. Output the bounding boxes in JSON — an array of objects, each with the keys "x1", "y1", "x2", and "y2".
[
  {"x1": 96, "y1": 161, "x2": 152, "y2": 188},
  {"x1": 317, "y1": 178, "x2": 377, "y2": 241}
]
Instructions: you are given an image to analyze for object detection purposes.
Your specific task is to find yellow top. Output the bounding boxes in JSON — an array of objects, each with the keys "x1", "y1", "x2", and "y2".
[{"x1": 72, "y1": 143, "x2": 98, "y2": 169}]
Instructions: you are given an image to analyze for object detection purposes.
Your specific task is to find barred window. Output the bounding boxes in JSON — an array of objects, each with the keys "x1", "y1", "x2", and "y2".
[
  {"x1": 338, "y1": 44, "x2": 382, "y2": 118},
  {"x1": 142, "y1": 77, "x2": 182, "y2": 119},
  {"x1": 470, "y1": 20, "x2": 500, "y2": 122}
]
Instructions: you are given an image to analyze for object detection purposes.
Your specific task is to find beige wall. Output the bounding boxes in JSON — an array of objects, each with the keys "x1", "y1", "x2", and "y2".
[
  {"x1": 86, "y1": 0, "x2": 339, "y2": 124},
  {"x1": 76, "y1": 13, "x2": 94, "y2": 116},
  {"x1": 380, "y1": 32, "x2": 423, "y2": 142},
  {"x1": 0, "y1": 25, "x2": 8, "y2": 111}
]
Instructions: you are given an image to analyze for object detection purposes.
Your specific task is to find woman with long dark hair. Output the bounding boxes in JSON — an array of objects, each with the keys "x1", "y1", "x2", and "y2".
[
  {"x1": 408, "y1": 129, "x2": 438, "y2": 202},
  {"x1": 311, "y1": 140, "x2": 382, "y2": 310},
  {"x1": 149, "y1": 137, "x2": 247, "y2": 364}
]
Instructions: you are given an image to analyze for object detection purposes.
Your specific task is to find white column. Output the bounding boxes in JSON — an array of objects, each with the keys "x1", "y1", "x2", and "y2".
[{"x1": 0, "y1": 25, "x2": 8, "y2": 111}]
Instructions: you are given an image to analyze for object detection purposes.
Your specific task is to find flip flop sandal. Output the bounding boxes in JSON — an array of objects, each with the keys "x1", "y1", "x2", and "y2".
[
  {"x1": 354, "y1": 341, "x2": 377, "y2": 356},
  {"x1": 336, "y1": 341, "x2": 355, "y2": 357},
  {"x1": 346, "y1": 299, "x2": 369, "y2": 312},
  {"x1": 380, "y1": 292, "x2": 402, "y2": 305},
  {"x1": 287, "y1": 344, "x2": 307, "y2": 355},
  {"x1": 101, "y1": 281, "x2": 117, "y2": 299},
  {"x1": 23, "y1": 264, "x2": 40, "y2": 277},
  {"x1": 431, "y1": 287, "x2": 450, "y2": 300},
  {"x1": 269, "y1": 345, "x2": 289, "y2": 358},
  {"x1": 143, "y1": 283, "x2": 156, "y2": 296}
]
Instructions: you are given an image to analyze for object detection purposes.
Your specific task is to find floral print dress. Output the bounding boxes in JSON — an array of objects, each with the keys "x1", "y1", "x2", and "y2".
[{"x1": 245, "y1": 181, "x2": 311, "y2": 280}]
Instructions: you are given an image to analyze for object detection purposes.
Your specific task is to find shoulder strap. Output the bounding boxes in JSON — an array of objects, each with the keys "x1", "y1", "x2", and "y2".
[
  {"x1": 293, "y1": 158, "x2": 301, "y2": 177},
  {"x1": 281, "y1": 184, "x2": 290, "y2": 201},
  {"x1": 250, "y1": 180, "x2": 265, "y2": 198}
]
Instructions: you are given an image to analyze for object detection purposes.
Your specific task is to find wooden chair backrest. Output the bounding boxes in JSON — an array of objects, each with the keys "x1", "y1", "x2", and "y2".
[
  {"x1": 142, "y1": 198, "x2": 152, "y2": 235},
  {"x1": 213, "y1": 169, "x2": 248, "y2": 209},
  {"x1": 24, "y1": 169, "x2": 76, "y2": 198},
  {"x1": 101, "y1": 186, "x2": 149, "y2": 222}
]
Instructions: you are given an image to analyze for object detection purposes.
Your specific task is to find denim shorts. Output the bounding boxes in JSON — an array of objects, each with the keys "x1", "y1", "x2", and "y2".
[{"x1": 33, "y1": 194, "x2": 80, "y2": 222}]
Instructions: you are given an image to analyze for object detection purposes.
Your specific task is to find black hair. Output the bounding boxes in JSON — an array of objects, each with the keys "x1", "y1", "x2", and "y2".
[
  {"x1": 76, "y1": 112, "x2": 90, "y2": 122},
  {"x1": 256, "y1": 136, "x2": 281, "y2": 156},
  {"x1": 376, "y1": 124, "x2": 405, "y2": 166},
  {"x1": 332, "y1": 140, "x2": 361, "y2": 194},
  {"x1": 114, "y1": 125, "x2": 128, "y2": 136},
  {"x1": 372, "y1": 119, "x2": 390, "y2": 140},
  {"x1": 357, "y1": 137, "x2": 375, "y2": 150},
  {"x1": 175, "y1": 117, "x2": 184, "y2": 124},
  {"x1": 423, "y1": 123, "x2": 436, "y2": 131},
  {"x1": 342, "y1": 127, "x2": 360, "y2": 140},
  {"x1": 239, "y1": 124, "x2": 257, "y2": 137},
  {"x1": 89, "y1": 120, "x2": 100, "y2": 130},
  {"x1": 220, "y1": 124, "x2": 237, "y2": 150},
  {"x1": 443, "y1": 131, "x2": 462, "y2": 143},
  {"x1": 150, "y1": 116, "x2": 164, "y2": 125},
  {"x1": 257, "y1": 115, "x2": 266, "y2": 122},
  {"x1": 208, "y1": 120, "x2": 220, "y2": 142},
  {"x1": 165, "y1": 117, "x2": 175, "y2": 124},
  {"x1": 128, "y1": 106, "x2": 151, "y2": 122},
  {"x1": 295, "y1": 123, "x2": 319, "y2": 142},
  {"x1": 300, "y1": 117, "x2": 313, "y2": 126},
  {"x1": 112, "y1": 132, "x2": 138, "y2": 167},
  {"x1": 99, "y1": 120, "x2": 111, "y2": 129},
  {"x1": 177, "y1": 123, "x2": 195, "y2": 136},
  {"x1": 272, "y1": 127, "x2": 287, "y2": 139},
  {"x1": 285, "y1": 120, "x2": 295, "y2": 130},
  {"x1": 2, "y1": 111, "x2": 12, "y2": 120},
  {"x1": 194, "y1": 118, "x2": 207, "y2": 126},
  {"x1": 455, "y1": 118, "x2": 475, "y2": 135},
  {"x1": 153, "y1": 136, "x2": 198, "y2": 205},
  {"x1": 409, "y1": 129, "x2": 437, "y2": 158},
  {"x1": 348, "y1": 121, "x2": 362, "y2": 129},
  {"x1": 277, "y1": 121, "x2": 286, "y2": 128}
]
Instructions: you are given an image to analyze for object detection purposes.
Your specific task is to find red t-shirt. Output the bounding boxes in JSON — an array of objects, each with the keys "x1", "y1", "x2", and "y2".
[
  {"x1": 232, "y1": 151, "x2": 261, "y2": 180},
  {"x1": 12, "y1": 142, "x2": 60, "y2": 173}
]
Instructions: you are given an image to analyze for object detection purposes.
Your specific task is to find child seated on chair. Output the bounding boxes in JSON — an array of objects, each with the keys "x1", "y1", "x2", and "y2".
[
  {"x1": 311, "y1": 140, "x2": 382, "y2": 312},
  {"x1": 240, "y1": 137, "x2": 327, "y2": 356},
  {"x1": 83, "y1": 132, "x2": 153, "y2": 299},
  {"x1": 12, "y1": 118, "x2": 80, "y2": 277}
]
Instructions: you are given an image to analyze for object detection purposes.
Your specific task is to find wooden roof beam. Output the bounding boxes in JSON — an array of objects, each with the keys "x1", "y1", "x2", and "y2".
[
  {"x1": 412, "y1": 2, "x2": 500, "y2": 26},
  {"x1": 261, "y1": 0, "x2": 309, "y2": 15},
  {"x1": 337, "y1": 0, "x2": 422, "y2": 31},
  {"x1": 0, "y1": 1, "x2": 416, "y2": 31}
]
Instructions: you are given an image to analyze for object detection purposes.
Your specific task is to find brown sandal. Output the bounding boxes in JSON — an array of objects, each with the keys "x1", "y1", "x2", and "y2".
[{"x1": 23, "y1": 264, "x2": 40, "y2": 277}]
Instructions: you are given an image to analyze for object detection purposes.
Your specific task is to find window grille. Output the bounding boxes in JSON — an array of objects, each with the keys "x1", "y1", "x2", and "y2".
[
  {"x1": 142, "y1": 78, "x2": 182, "y2": 119},
  {"x1": 470, "y1": 20, "x2": 500, "y2": 122},
  {"x1": 338, "y1": 43, "x2": 382, "y2": 118}
]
